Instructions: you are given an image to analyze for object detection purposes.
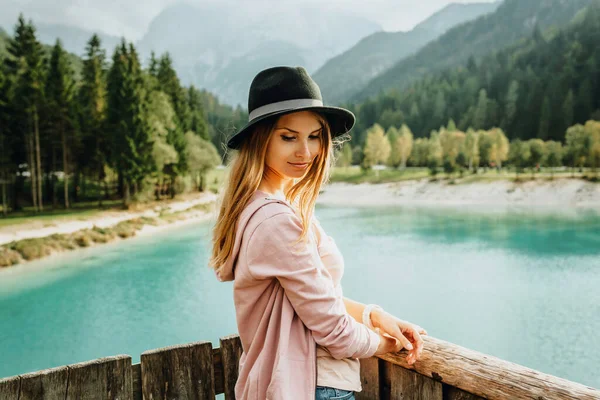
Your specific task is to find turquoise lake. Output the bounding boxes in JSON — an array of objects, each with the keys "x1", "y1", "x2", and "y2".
[{"x1": 1, "y1": 205, "x2": 599, "y2": 390}]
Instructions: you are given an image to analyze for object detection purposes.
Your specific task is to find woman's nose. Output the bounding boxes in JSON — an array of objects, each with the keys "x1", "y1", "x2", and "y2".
[{"x1": 296, "y1": 140, "x2": 311, "y2": 158}]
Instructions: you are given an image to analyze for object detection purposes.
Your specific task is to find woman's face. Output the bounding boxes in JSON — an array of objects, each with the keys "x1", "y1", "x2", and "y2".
[{"x1": 264, "y1": 111, "x2": 323, "y2": 180}]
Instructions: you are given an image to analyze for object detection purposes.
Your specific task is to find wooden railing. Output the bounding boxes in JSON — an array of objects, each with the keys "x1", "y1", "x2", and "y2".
[{"x1": 1, "y1": 334, "x2": 598, "y2": 399}]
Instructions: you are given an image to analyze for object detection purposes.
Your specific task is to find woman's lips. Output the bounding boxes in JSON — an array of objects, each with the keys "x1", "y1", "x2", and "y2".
[{"x1": 289, "y1": 162, "x2": 309, "y2": 169}]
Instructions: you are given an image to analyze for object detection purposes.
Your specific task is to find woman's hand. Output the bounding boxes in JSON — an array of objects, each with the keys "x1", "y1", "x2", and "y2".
[
  {"x1": 373, "y1": 331, "x2": 404, "y2": 356},
  {"x1": 371, "y1": 310, "x2": 427, "y2": 365}
]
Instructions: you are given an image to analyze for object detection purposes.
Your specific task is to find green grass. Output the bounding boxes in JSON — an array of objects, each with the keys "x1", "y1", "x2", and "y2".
[
  {"x1": 329, "y1": 166, "x2": 598, "y2": 184},
  {"x1": 0, "y1": 200, "x2": 124, "y2": 228}
]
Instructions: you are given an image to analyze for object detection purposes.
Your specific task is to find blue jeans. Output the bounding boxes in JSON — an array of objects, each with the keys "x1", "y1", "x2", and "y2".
[{"x1": 315, "y1": 385, "x2": 355, "y2": 400}]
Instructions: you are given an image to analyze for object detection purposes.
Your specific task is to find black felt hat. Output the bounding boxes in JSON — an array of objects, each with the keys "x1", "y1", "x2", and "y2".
[{"x1": 226, "y1": 66, "x2": 356, "y2": 149}]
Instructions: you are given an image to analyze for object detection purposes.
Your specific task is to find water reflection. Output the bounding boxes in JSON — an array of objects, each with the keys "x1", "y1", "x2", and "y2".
[{"x1": 317, "y1": 205, "x2": 600, "y2": 257}]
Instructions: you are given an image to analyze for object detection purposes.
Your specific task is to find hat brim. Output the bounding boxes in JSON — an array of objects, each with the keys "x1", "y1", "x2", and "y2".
[{"x1": 226, "y1": 106, "x2": 355, "y2": 150}]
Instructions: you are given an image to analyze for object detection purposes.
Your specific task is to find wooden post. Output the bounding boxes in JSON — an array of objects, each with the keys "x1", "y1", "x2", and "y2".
[
  {"x1": 65, "y1": 355, "x2": 132, "y2": 400},
  {"x1": 18, "y1": 366, "x2": 69, "y2": 399},
  {"x1": 0, "y1": 376, "x2": 21, "y2": 400},
  {"x1": 381, "y1": 362, "x2": 442, "y2": 400},
  {"x1": 444, "y1": 385, "x2": 485, "y2": 400},
  {"x1": 220, "y1": 334, "x2": 243, "y2": 400},
  {"x1": 356, "y1": 357, "x2": 380, "y2": 400},
  {"x1": 141, "y1": 341, "x2": 215, "y2": 400}
]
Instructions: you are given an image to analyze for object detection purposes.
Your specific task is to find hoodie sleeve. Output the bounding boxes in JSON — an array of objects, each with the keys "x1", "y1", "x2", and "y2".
[{"x1": 246, "y1": 210, "x2": 381, "y2": 360}]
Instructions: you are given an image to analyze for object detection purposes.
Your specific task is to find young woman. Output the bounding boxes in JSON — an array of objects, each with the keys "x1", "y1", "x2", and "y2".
[{"x1": 210, "y1": 66, "x2": 427, "y2": 400}]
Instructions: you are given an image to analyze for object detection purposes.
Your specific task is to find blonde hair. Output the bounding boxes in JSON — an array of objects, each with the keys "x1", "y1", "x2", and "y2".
[{"x1": 209, "y1": 110, "x2": 340, "y2": 271}]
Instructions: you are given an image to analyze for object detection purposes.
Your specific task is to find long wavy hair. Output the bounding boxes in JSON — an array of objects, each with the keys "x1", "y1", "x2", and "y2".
[{"x1": 209, "y1": 110, "x2": 340, "y2": 272}]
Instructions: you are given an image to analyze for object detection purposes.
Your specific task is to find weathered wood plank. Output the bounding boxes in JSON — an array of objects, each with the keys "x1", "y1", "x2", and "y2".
[
  {"x1": 190, "y1": 340, "x2": 216, "y2": 398},
  {"x1": 385, "y1": 362, "x2": 442, "y2": 400},
  {"x1": 213, "y1": 347, "x2": 224, "y2": 394},
  {"x1": 65, "y1": 354, "x2": 132, "y2": 400},
  {"x1": 141, "y1": 341, "x2": 215, "y2": 400},
  {"x1": 356, "y1": 357, "x2": 380, "y2": 400},
  {"x1": 220, "y1": 334, "x2": 243, "y2": 400},
  {"x1": 444, "y1": 385, "x2": 486, "y2": 400},
  {"x1": 0, "y1": 375, "x2": 21, "y2": 400},
  {"x1": 131, "y1": 363, "x2": 142, "y2": 400},
  {"x1": 377, "y1": 335, "x2": 600, "y2": 400},
  {"x1": 18, "y1": 365, "x2": 69, "y2": 399}
]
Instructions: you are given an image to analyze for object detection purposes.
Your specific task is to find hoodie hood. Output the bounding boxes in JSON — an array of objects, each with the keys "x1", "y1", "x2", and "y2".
[{"x1": 215, "y1": 191, "x2": 288, "y2": 282}]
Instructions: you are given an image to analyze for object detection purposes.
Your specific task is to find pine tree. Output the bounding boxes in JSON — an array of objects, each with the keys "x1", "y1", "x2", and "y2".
[
  {"x1": 433, "y1": 90, "x2": 446, "y2": 123},
  {"x1": 473, "y1": 89, "x2": 488, "y2": 129},
  {"x1": 6, "y1": 16, "x2": 46, "y2": 211},
  {"x1": 0, "y1": 63, "x2": 11, "y2": 215},
  {"x1": 562, "y1": 89, "x2": 574, "y2": 132},
  {"x1": 188, "y1": 86, "x2": 209, "y2": 140},
  {"x1": 106, "y1": 40, "x2": 128, "y2": 198},
  {"x1": 124, "y1": 43, "x2": 155, "y2": 201},
  {"x1": 46, "y1": 39, "x2": 75, "y2": 208},
  {"x1": 107, "y1": 40, "x2": 155, "y2": 206},
  {"x1": 157, "y1": 53, "x2": 189, "y2": 176},
  {"x1": 149, "y1": 51, "x2": 159, "y2": 77},
  {"x1": 2, "y1": 16, "x2": 29, "y2": 211},
  {"x1": 79, "y1": 34, "x2": 108, "y2": 205},
  {"x1": 503, "y1": 80, "x2": 519, "y2": 131},
  {"x1": 538, "y1": 97, "x2": 551, "y2": 140}
]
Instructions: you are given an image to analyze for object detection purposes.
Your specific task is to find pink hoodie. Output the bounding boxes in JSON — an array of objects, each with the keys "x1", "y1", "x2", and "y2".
[{"x1": 215, "y1": 190, "x2": 381, "y2": 400}]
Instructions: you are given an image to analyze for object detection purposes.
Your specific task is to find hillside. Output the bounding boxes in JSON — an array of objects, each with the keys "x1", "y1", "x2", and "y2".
[
  {"x1": 345, "y1": 1, "x2": 600, "y2": 144},
  {"x1": 313, "y1": 1, "x2": 500, "y2": 105},
  {"x1": 353, "y1": 0, "x2": 595, "y2": 103}
]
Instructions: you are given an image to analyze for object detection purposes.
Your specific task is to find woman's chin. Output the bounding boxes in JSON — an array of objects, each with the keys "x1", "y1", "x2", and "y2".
[{"x1": 284, "y1": 168, "x2": 309, "y2": 178}]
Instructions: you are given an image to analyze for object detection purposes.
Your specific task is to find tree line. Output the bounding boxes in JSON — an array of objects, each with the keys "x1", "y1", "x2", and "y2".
[
  {"x1": 337, "y1": 119, "x2": 600, "y2": 177},
  {"x1": 0, "y1": 15, "x2": 237, "y2": 216}
]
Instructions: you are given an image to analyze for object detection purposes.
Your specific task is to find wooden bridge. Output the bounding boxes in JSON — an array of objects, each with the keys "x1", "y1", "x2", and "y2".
[{"x1": 1, "y1": 334, "x2": 598, "y2": 399}]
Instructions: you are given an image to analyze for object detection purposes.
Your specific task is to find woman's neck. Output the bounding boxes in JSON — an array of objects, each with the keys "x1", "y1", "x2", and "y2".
[{"x1": 257, "y1": 174, "x2": 294, "y2": 198}]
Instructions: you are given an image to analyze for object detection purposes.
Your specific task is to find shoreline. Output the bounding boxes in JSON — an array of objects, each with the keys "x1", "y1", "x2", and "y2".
[
  {"x1": 317, "y1": 178, "x2": 600, "y2": 210},
  {"x1": 0, "y1": 192, "x2": 218, "y2": 246},
  {"x1": 0, "y1": 211, "x2": 215, "y2": 276},
  {"x1": 3, "y1": 178, "x2": 600, "y2": 269},
  {"x1": 0, "y1": 193, "x2": 218, "y2": 269}
]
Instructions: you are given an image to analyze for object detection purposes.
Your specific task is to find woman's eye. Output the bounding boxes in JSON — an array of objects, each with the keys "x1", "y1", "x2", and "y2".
[{"x1": 280, "y1": 135, "x2": 320, "y2": 141}]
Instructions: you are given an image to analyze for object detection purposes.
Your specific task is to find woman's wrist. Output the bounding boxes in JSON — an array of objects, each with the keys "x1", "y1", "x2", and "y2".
[
  {"x1": 362, "y1": 304, "x2": 383, "y2": 330},
  {"x1": 370, "y1": 308, "x2": 385, "y2": 329}
]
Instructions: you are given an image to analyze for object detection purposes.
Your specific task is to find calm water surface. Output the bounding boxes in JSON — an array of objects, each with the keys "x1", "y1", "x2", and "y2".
[{"x1": 1, "y1": 205, "x2": 599, "y2": 389}]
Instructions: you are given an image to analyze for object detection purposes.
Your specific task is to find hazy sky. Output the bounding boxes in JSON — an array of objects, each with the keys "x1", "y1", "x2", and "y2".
[{"x1": 1, "y1": 0, "x2": 497, "y2": 40}]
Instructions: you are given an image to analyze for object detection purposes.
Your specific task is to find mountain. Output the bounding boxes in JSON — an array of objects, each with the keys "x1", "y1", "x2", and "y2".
[
  {"x1": 353, "y1": 0, "x2": 595, "y2": 103},
  {"x1": 137, "y1": 2, "x2": 382, "y2": 107},
  {"x1": 0, "y1": 20, "x2": 121, "y2": 60},
  {"x1": 345, "y1": 0, "x2": 600, "y2": 145},
  {"x1": 34, "y1": 23, "x2": 121, "y2": 58},
  {"x1": 313, "y1": 1, "x2": 501, "y2": 105}
]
